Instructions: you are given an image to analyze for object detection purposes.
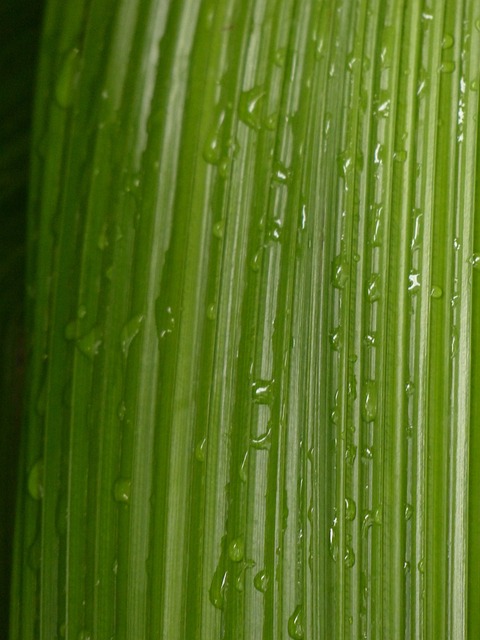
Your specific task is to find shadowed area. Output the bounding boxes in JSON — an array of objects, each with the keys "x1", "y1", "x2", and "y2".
[{"x1": 0, "y1": 0, "x2": 45, "y2": 635}]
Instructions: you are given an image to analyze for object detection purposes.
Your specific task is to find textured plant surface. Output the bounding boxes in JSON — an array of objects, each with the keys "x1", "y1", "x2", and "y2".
[{"x1": 9, "y1": 0, "x2": 480, "y2": 638}]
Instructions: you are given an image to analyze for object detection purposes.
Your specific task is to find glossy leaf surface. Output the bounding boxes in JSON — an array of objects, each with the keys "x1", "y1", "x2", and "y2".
[{"x1": 11, "y1": 0, "x2": 480, "y2": 638}]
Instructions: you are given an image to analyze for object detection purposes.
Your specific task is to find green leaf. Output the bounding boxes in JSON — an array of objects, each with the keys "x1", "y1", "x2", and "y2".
[{"x1": 11, "y1": 0, "x2": 480, "y2": 638}]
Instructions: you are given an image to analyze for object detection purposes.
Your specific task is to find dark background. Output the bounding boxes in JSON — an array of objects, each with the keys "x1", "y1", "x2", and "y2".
[{"x1": 0, "y1": 0, "x2": 45, "y2": 635}]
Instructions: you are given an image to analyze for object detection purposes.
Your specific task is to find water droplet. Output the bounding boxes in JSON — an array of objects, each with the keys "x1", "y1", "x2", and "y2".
[
  {"x1": 329, "y1": 327, "x2": 343, "y2": 351},
  {"x1": 209, "y1": 546, "x2": 228, "y2": 610},
  {"x1": 307, "y1": 504, "x2": 315, "y2": 523},
  {"x1": 371, "y1": 204, "x2": 383, "y2": 246},
  {"x1": 430, "y1": 285, "x2": 443, "y2": 299},
  {"x1": 238, "y1": 86, "x2": 265, "y2": 130},
  {"x1": 250, "y1": 426, "x2": 272, "y2": 450},
  {"x1": 330, "y1": 408, "x2": 340, "y2": 425},
  {"x1": 156, "y1": 305, "x2": 175, "y2": 340},
  {"x1": 470, "y1": 79, "x2": 479, "y2": 91},
  {"x1": 213, "y1": 220, "x2": 224, "y2": 238},
  {"x1": 346, "y1": 53, "x2": 359, "y2": 71},
  {"x1": 470, "y1": 253, "x2": 480, "y2": 270},
  {"x1": 345, "y1": 444, "x2": 357, "y2": 465},
  {"x1": 451, "y1": 327, "x2": 459, "y2": 359},
  {"x1": 329, "y1": 518, "x2": 338, "y2": 560},
  {"x1": 404, "y1": 561, "x2": 411, "y2": 574},
  {"x1": 411, "y1": 209, "x2": 423, "y2": 249},
  {"x1": 267, "y1": 218, "x2": 282, "y2": 242},
  {"x1": 440, "y1": 61, "x2": 455, "y2": 73},
  {"x1": 418, "y1": 558, "x2": 425, "y2": 573},
  {"x1": 206, "y1": 302, "x2": 217, "y2": 320},
  {"x1": 366, "y1": 274, "x2": 380, "y2": 302},
  {"x1": 394, "y1": 149, "x2": 408, "y2": 162},
  {"x1": 338, "y1": 150, "x2": 354, "y2": 179},
  {"x1": 287, "y1": 605, "x2": 304, "y2": 639},
  {"x1": 253, "y1": 568, "x2": 270, "y2": 592},
  {"x1": 195, "y1": 437, "x2": 207, "y2": 462},
  {"x1": 332, "y1": 255, "x2": 348, "y2": 289},
  {"x1": 228, "y1": 537, "x2": 244, "y2": 562},
  {"x1": 442, "y1": 34, "x2": 454, "y2": 49},
  {"x1": 272, "y1": 161, "x2": 291, "y2": 184},
  {"x1": 252, "y1": 379, "x2": 274, "y2": 404},
  {"x1": 323, "y1": 111, "x2": 332, "y2": 136},
  {"x1": 408, "y1": 271, "x2": 421, "y2": 293},
  {"x1": 344, "y1": 545, "x2": 355, "y2": 568},
  {"x1": 374, "y1": 92, "x2": 391, "y2": 118},
  {"x1": 405, "y1": 381, "x2": 415, "y2": 396},
  {"x1": 404, "y1": 503, "x2": 413, "y2": 520},
  {"x1": 417, "y1": 72, "x2": 427, "y2": 98},
  {"x1": 297, "y1": 202, "x2": 307, "y2": 232},
  {"x1": 77, "y1": 631, "x2": 91, "y2": 640},
  {"x1": 373, "y1": 143, "x2": 385, "y2": 165},
  {"x1": 364, "y1": 333, "x2": 377, "y2": 348},
  {"x1": 76, "y1": 326, "x2": 102, "y2": 360},
  {"x1": 226, "y1": 135, "x2": 239, "y2": 157},
  {"x1": 28, "y1": 459, "x2": 44, "y2": 500},
  {"x1": 235, "y1": 572, "x2": 244, "y2": 592},
  {"x1": 203, "y1": 110, "x2": 225, "y2": 164},
  {"x1": 362, "y1": 381, "x2": 377, "y2": 422},
  {"x1": 121, "y1": 314, "x2": 144, "y2": 357},
  {"x1": 475, "y1": 18, "x2": 480, "y2": 32},
  {"x1": 250, "y1": 248, "x2": 262, "y2": 272},
  {"x1": 203, "y1": 134, "x2": 222, "y2": 165},
  {"x1": 113, "y1": 478, "x2": 131, "y2": 503},
  {"x1": 363, "y1": 446, "x2": 374, "y2": 461},
  {"x1": 345, "y1": 496, "x2": 356, "y2": 521},
  {"x1": 362, "y1": 511, "x2": 374, "y2": 537},
  {"x1": 55, "y1": 48, "x2": 80, "y2": 108},
  {"x1": 218, "y1": 156, "x2": 231, "y2": 178}
]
